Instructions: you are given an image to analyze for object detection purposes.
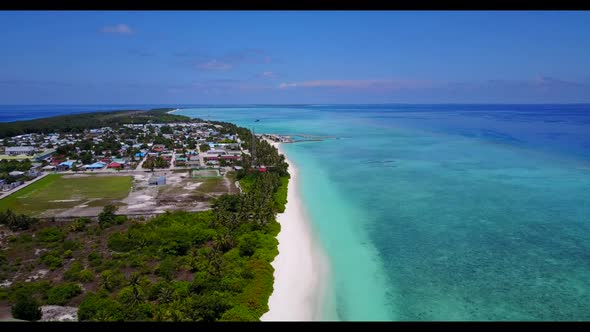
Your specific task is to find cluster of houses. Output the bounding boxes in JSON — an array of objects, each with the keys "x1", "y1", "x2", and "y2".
[
  {"x1": 0, "y1": 120, "x2": 251, "y2": 192},
  {"x1": 41, "y1": 157, "x2": 131, "y2": 172},
  {"x1": 0, "y1": 163, "x2": 43, "y2": 192},
  {"x1": 202, "y1": 136, "x2": 242, "y2": 166}
]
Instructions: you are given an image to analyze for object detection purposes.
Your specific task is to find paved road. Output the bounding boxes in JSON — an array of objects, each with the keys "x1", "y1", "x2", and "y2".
[{"x1": 136, "y1": 154, "x2": 149, "y2": 170}]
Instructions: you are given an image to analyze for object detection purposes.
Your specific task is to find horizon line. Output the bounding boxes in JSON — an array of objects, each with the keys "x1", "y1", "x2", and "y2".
[{"x1": 2, "y1": 103, "x2": 590, "y2": 106}]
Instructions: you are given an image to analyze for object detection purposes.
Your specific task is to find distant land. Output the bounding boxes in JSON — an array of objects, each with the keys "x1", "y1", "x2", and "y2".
[{"x1": 0, "y1": 108, "x2": 190, "y2": 138}]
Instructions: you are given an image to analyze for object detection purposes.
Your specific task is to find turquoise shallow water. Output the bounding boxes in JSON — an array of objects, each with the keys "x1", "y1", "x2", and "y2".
[{"x1": 178, "y1": 105, "x2": 590, "y2": 321}]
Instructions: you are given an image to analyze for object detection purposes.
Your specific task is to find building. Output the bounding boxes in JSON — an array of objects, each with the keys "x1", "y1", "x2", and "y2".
[
  {"x1": 34, "y1": 149, "x2": 56, "y2": 162},
  {"x1": 86, "y1": 162, "x2": 107, "y2": 170},
  {"x1": 8, "y1": 171, "x2": 25, "y2": 177},
  {"x1": 186, "y1": 159, "x2": 200, "y2": 168},
  {"x1": 42, "y1": 165, "x2": 56, "y2": 171},
  {"x1": 58, "y1": 161, "x2": 75, "y2": 171},
  {"x1": 107, "y1": 162, "x2": 123, "y2": 169},
  {"x1": 220, "y1": 155, "x2": 240, "y2": 161},
  {"x1": 5, "y1": 146, "x2": 35, "y2": 156},
  {"x1": 148, "y1": 175, "x2": 166, "y2": 185}
]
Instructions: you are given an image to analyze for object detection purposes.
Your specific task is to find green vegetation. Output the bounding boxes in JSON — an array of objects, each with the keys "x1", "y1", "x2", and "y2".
[
  {"x1": 273, "y1": 177, "x2": 289, "y2": 213},
  {"x1": 11, "y1": 290, "x2": 42, "y2": 321},
  {"x1": 98, "y1": 204, "x2": 119, "y2": 228},
  {"x1": 199, "y1": 144, "x2": 211, "y2": 152},
  {"x1": 0, "y1": 109, "x2": 191, "y2": 138},
  {"x1": 0, "y1": 209, "x2": 38, "y2": 231},
  {"x1": 46, "y1": 283, "x2": 82, "y2": 305},
  {"x1": 142, "y1": 156, "x2": 169, "y2": 169},
  {"x1": 0, "y1": 174, "x2": 133, "y2": 215},
  {"x1": 39, "y1": 251, "x2": 63, "y2": 270},
  {"x1": 0, "y1": 159, "x2": 33, "y2": 183},
  {"x1": 238, "y1": 173, "x2": 256, "y2": 193},
  {"x1": 37, "y1": 227, "x2": 66, "y2": 243}
]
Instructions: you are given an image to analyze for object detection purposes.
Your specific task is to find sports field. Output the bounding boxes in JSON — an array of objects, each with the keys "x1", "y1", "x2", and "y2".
[{"x1": 0, "y1": 174, "x2": 133, "y2": 216}]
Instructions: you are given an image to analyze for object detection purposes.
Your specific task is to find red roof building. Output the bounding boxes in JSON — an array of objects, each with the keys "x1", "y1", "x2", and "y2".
[
  {"x1": 220, "y1": 155, "x2": 240, "y2": 160},
  {"x1": 107, "y1": 162, "x2": 123, "y2": 169}
]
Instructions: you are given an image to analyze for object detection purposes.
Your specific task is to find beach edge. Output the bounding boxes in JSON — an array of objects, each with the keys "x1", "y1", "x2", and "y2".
[{"x1": 260, "y1": 141, "x2": 331, "y2": 321}]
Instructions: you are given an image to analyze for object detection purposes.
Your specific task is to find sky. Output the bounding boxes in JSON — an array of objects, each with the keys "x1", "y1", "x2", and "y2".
[{"x1": 0, "y1": 11, "x2": 589, "y2": 104}]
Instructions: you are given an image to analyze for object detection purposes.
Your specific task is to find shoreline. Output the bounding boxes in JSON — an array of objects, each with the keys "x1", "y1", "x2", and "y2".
[{"x1": 260, "y1": 140, "x2": 331, "y2": 321}]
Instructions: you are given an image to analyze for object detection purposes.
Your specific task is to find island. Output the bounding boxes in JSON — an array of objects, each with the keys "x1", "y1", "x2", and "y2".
[{"x1": 0, "y1": 109, "x2": 290, "y2": 321}]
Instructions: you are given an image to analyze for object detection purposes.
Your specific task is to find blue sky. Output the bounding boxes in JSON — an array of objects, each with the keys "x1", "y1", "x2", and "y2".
[{"x1": 1, "y1": 11, "x2": 589, "y2": 104}]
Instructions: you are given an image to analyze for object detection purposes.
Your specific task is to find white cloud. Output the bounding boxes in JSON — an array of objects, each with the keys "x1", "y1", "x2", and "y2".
[
  {"x1": 100, "y1": 24, "x2": 134, "y2": 35},
  {"x1": 195, "y1": 59, "x2": 233, "y2": 70}
]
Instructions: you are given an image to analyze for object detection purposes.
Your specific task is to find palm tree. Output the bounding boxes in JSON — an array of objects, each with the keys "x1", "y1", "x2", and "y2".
[{"x1": 158, "y1": 287, "x2": 174, "y2": 304}]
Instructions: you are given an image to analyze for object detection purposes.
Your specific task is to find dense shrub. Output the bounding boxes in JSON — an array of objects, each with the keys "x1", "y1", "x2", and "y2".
[
  {"x1": 0, "y1": 210, "x2": 38, "y2": 231},
  {"x1": 11, "y1": 290, "x2": 42, "y2": 321},
  {"x1": 39, "y1": 251, "x2": 63, "y2": 270},
  {"x1": 46, "y1": 283, "x2": 82, "y2": 305},
  {"x1": 64, "y1": 262, "x2": 84, "y2": 281},
  {"x1": 37, "y1": 227, "x2": 66, "y2": 243},
  {"x1": 79, "y1": 270, "x2": 95, "y2": 283},
  {"x1": 78, "y1": 292, "x2": 124, "y2": 321}
]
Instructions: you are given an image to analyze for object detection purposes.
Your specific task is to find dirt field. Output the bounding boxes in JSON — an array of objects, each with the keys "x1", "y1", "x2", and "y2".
[{"x1": 0, "y1": 168, "x2": 239, "y2": 219}]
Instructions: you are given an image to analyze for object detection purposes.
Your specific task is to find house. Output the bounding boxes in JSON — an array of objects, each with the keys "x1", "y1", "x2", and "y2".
[
  {"x1": 233, "y1": 166, "x2": 243, "y2": 171},
  {"x1": 220, "y1": 155, "x2": 240, "y2": 161},
  {"x1": 5, "y1": 146, "x2": 35, "y2": 156},
  {"x1": 2, "y1": 181, "x2": 23, "y2": 191},
  {"x1": 175, "y1": 157, "x2": 187, "y2": 167},
  {"x1": 250, "y1": 166, "x2": 267, "y2": 173},
  {"x1": 58, "y1": 161, "x2": 75, "y2": 171},
  {"x1": 107, "y1": 162, "x2": 123, "y2": 169},
  {"x1": 152, "y1": 145, "x2": 165, "y2": 152},
  {"x1": 148, "y1": 175, "x2": 166, "y2": 185},
  {"x1": 186, "y1": 160, "x2": 200, "y2": 168},
  {"x1": 34, "y1": 149, "x2": 55, "y2": 162},
  {"x1": 86, "y1": 162, "x2": 106, "y2": 170},
  {"x1": 207, "y1": 149, "x2": 227, "y2": 156},
  {"x1": 8, "y1": 171, "x2": 25, "y2": 177},
  {"x1": 42, "y1": 165, "x2": 56, "y2": 171}
]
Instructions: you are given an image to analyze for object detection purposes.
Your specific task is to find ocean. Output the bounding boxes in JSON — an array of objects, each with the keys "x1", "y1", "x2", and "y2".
[
  {"x1": 176, "y1": 105, "x2": 590, "y2": 321},
  {"x1": 3, "y1": 104, "x2": 590, "y2": 320}
]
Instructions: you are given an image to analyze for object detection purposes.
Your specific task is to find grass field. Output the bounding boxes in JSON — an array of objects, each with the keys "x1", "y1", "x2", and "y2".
[
  {"x1": 191, "y1": 169, "x2": 220, "y2": 178},
  {"x1": 0, "y1": 174, "x2": 133, "y2": 216},
  {"x1": 0, "y1": 154, "x2": 31, "y2": 160}
]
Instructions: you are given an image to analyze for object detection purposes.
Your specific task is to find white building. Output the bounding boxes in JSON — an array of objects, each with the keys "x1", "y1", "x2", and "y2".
[{"x1": 5, "y1": 146, "x2": 35, "y2": 156}]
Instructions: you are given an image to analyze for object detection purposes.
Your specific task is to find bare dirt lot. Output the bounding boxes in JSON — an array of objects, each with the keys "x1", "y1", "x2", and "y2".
[{"x1": 1, "y1": 169, "x2": 240, "y2": 219}]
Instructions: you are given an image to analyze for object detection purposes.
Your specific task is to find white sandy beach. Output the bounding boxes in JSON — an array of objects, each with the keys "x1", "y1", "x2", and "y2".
[{"x1": 260, "y1": 141, "x2": 331, "y2": 321}]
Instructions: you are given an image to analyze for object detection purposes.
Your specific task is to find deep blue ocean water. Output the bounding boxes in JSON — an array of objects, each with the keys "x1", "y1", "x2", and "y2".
[{"x1": 2, "y1": 104, "x2": 590, "y2": 320}]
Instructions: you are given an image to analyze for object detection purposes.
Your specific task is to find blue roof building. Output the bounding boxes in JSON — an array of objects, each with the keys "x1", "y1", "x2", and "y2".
[
  {"x1": 87, "y1": 162, "x2": 106, "y2": 169},
  {"x1": 58, "y1": 161, "x2": 75, "y2": 168}
]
